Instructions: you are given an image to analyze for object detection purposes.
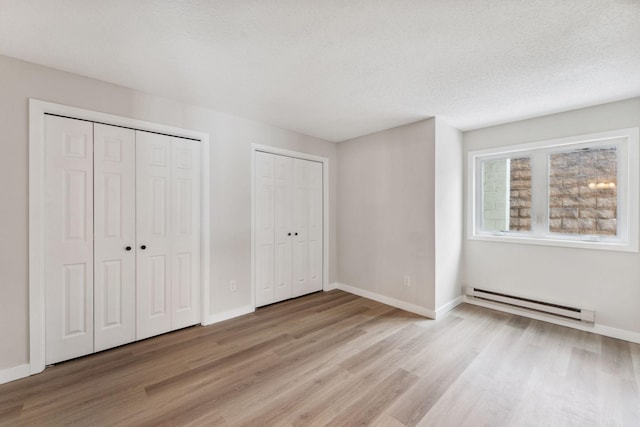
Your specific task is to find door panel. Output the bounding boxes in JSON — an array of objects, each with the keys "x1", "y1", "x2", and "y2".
[
  {"x1": 102, "y1": 260, "x2": 122, "y2": 325},
  {"x1": 292, "y1": 159, "x2": 323, "y2": 297},
  {"x1": 62, "y1": 263, "x2": 88, "y2": 336},
  {"x1": 171, "y1": 138, "x2": 201, "y2": 329},
  {"x1": 136, "y1": 131, "x2": 172, "y2": 339},
  {"x1": 45, "y1": 115, "x2": 94, "y2": 364},
  {"x1": 94, "y1": 124, "x2": 136, "y2": 352},
  {"x1": 292, "y1": 159, "x2": 309, "y2": 297},
  {"x1": 150, "y1": 255, "x2": 168, "y2": 315},
  {"x1": 273, "y1": 155, "x2": 293, "y2": 303},
  {"x1": 255, "y1": 152, "x2": 276, "y2": 307},
  {"x1": 64, "y1": 170, "x2": 88, "y2": 239}
]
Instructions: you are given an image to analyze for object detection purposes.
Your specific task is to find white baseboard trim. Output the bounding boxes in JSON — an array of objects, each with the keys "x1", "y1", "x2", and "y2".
[
  {"x1": 435, "y1": 296, "x2": 464, "y2": 318},
  {"x1": 0, "y1": 363, "x2": 30, "y2": 385},
  {"x1": 203, "y1": 304, "x2": 255, "y2": 326},
  {"x1": 324, "y1": 282, "x2": 338, "y2": 291},
  {"x1": 336, "y1": 283, "x2": 435, "y2": 319},
  {"x1": 463, "y1": 296, "x2": 640, "y2": 344}
]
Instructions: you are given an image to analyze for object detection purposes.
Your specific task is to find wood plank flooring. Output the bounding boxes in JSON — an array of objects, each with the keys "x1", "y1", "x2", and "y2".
[{"x1": 1, "y1": 290, "x2": 639, "y2": 426}]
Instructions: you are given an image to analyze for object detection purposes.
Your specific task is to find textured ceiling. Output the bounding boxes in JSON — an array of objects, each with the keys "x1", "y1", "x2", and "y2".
[{"x1": 0, "y1": 0, "x2": 638, "y2": 142}]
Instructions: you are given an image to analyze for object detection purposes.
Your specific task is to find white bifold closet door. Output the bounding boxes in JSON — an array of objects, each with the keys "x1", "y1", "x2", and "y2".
[
  {"x1": 255, "y1": 152, "x2": 322, "y2": 307},
  {"x1": 292, "y1": 158, "x2": 323, "y2": 298},
  {"x1": 44, "y1": 116, "x2": 202, "y2": 364},
  {"x1": 93, "y1": 124, "x2": 136, "y2": 352},
  {"x1": 136, "y1": 131, "x2": 201, "y2": 340},
  {"x1": 44, "y1": 115, "x2": 95, "y2": 364}
]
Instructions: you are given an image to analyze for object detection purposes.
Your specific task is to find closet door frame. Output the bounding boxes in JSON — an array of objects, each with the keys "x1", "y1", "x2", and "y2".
[
  {"x1": 251, "y1": 144, "x2": 329, "y2": 309},
  {"x1": 28, "y1": 99, "x2": 210, "y2": 375}
]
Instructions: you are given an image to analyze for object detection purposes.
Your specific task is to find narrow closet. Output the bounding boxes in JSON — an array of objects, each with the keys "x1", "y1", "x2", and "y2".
[{"x1": 254, "y1": 151, "x2": 323, "y2": 307}]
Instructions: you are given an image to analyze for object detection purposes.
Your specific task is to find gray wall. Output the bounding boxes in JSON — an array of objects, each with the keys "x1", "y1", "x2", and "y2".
[
  {"x1": 337, "y1": 119, "x2": 437, "y2": 310},
  {"x1": 0, "y1": 55, "x2": 338, "y2": 371}
]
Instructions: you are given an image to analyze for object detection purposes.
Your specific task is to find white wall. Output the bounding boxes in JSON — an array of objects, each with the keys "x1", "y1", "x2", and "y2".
[
  {"x1": 0, "y1": 54, "x2": 338, "y2": 372},
  {"x1": 434, "y1": 119, "x2": 463, "y2": 311},
  {"x1": 337, "y1": 119, "x2": 437, "y2": 310},
  {"x1": 463, "y1": 98, "x2": 640, "y2": 334}
]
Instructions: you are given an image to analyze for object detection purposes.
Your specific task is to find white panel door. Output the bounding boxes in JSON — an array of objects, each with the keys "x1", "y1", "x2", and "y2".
[
  {"x1": 136, "y1": 131, "x2": 172, "y2": 339},
  {"x1": 93, "y1": 124, "x2": 136, "y2": 352},
  {"x1": 292, "y1": 159, "x2": 323, "y2": 297},
  {"x1": 44, "y1": 115, "x2": 94, "y2": 364},
  {"x1": 273, "y1": 155, "x2": 293, "y2": 303},
  {"x1": 255, "y1": 152, "x2": 276, "y2": 307},
  {"x1": 171, "y1": 137, "x2": 201, "y2": 329}
]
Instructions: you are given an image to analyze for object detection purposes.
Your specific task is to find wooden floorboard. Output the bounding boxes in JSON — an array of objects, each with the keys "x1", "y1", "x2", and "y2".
[{"x1": 1, "y1": 290, "x2": 639, "y2": 426}]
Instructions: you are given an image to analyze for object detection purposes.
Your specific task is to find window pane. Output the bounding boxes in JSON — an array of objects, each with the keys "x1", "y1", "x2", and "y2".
[
  {"x1": 481, "y1": 157, "x2": 531, "y2": 232},
  {"x1": 509, "y1": 157, "x2": 532, "y2": 231},
  {"x1": 548, "y1": 147, "x2": 617, "y2": 236},
  {"x1": 482, "y1": 159, "x2": 509, "y2": 231}
]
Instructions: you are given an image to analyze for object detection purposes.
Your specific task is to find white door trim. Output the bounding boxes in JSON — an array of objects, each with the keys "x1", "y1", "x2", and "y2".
[
  {"x1": 29, "y1": 99, "x2": 211, "y2": 375},
  {"x1": 251, "y1": 144, "x2": 329, "y2": 309}
]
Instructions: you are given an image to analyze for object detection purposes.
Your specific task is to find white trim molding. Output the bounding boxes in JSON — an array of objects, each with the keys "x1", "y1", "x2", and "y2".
[
  {"x1": 0, "y1": 364, "x2": 31, "y2": 385},
  {"x1": 336, "y1": 283, "x2": 436, "y2": 319},
  {"x1": 29, "y1": 99, "x2": 211, "y2": 377},
  {"x1": 435, "y1": 296, "x2": 464, "y2": 318},
  {"x1": 204, "y1": 305, "x2": 255, "y2": 325},
  {"x1": 463, "y1": 296, "x2": 640, "y2": 344},
  {"x1": 324, "y1": 282, "x2": 338, "y2": 291},
  {"x1": 250, "y1": 144, "x2": 330, "y2": 309}
]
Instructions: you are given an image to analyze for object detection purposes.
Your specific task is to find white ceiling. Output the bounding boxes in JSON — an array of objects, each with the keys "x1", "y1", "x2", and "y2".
[{"x1": 1, "y1": 1, "x2": 638, "y2": 142}]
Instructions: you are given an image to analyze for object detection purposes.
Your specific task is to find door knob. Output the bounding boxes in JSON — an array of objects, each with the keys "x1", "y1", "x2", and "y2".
[
  {"x1": 295, "y1": 232, "x2": 298, "y2": 236},
  {"x1": 288, "y1": 233, "x2": 292, "y2": 236},
  {"x1": 125, "y1": 246, "x2": 132, "y2": 251},
  {"x1": 140, "y1": 245, "x2": 147, "y2": 250}
]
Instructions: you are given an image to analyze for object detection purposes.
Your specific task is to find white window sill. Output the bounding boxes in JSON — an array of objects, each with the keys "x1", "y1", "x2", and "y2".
[{"x1": 469, "y1": 232, "x2": 638, "y2": 253}]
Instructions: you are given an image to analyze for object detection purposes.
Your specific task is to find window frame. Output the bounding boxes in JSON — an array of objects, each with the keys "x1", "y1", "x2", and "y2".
[{"x1": 467, "y1": 128, "x2": 639, "y2": 252}]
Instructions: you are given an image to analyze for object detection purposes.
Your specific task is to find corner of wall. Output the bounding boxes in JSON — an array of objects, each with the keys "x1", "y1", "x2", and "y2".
[
  {"x1": 435, "y1": 296, "x2": 464, "y2": 318},
  {"x1": 336, "y1": 283, "x2": 436, "y2": 319},
  {"x1": 204, "y1": 305, "x2": 255, "y2": 326},
  {"x1": 434, "y1": 119, "x2": 464, "y2": 310}
]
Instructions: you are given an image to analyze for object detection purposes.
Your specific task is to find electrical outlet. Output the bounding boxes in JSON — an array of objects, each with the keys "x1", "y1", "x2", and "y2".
[
  {"x1": 403, "y1": 275, "x2": 411, "y2": 287},
  {"x1": 230, "y1": 280, "x2": 237, "y2": 292}
]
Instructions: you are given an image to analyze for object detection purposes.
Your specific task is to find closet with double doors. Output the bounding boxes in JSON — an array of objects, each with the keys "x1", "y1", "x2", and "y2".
[
  {"x1": 254, "y1": 151, "x2": 323, "y2": 307},
  {"x1": 44, "y1": 114, "x2": 202, "y2": 364}
]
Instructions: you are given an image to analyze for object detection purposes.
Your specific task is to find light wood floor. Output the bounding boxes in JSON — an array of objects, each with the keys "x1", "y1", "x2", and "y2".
[{"x1": 1, "y1": 290, "x2": 639, "y2": 426}]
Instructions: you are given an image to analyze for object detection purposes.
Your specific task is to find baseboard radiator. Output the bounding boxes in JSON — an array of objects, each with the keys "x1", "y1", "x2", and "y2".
[{"x1": 466, "y1": 287, "x2": 595, "y2": 324}]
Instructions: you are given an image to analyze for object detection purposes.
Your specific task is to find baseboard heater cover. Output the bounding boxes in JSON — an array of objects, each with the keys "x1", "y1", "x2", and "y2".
[{"x1": 466, "y1": 287, "x2": 595, "y2": 324}]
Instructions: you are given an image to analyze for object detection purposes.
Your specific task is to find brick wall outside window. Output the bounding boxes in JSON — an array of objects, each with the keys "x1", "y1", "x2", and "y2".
[
  {"x1": 548, "y1": 148, "x2": 617, "y2": 236},
  {"x1": 509, "y1": 158, "x2": 531, "y2": 231}
]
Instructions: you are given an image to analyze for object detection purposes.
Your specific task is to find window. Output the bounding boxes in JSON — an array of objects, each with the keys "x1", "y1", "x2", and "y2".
[{"x1": 468, "y1": 128, "x2": 639, "y2": 251}]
